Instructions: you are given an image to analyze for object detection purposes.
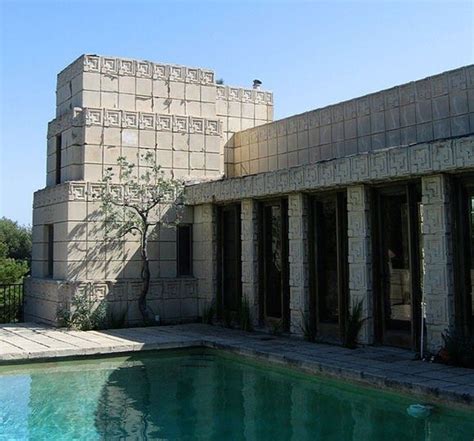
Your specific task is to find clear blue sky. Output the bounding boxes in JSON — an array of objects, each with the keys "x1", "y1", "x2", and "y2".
[{"x1": 1, "y1": 0, "x2": 473, "y2": 225}]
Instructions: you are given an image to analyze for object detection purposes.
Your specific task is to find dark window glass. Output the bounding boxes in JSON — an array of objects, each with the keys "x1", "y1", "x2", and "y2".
[
  {"x1": 264, "y1": 204, "x2": 283, "y2": 318},
  {"x1": 177, "y1": 225, "x2": 192, "y2": 276},
  {"x1": 222, "y1": 207, "x2": 241, "y2": 312},
  {"x1": 46, "y1": 225, "x2": 54, "y2": 278},
  {"x1": 55, "y1": 135, "x2": 62, "y2": 185},
  {"x1": 316, "y1": 198, "x2": 339, "y2": 323}
]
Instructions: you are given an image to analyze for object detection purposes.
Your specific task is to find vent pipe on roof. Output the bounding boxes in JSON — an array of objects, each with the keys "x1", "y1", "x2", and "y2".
[{"x1": 253, "y1": 79, "x2": 262, "y2": 90}]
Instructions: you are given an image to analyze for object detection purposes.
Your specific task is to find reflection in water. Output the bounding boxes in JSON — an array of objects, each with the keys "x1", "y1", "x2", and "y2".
[{"x1": 0, "y1": 350, "x2": 473, "y2": 441}]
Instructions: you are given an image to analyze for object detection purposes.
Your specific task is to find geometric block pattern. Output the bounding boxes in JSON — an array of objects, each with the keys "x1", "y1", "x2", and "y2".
[
  {"x1": 186, "y1": 136, "x2": 474, "y2": 205},
  {"x1": 24, "y1": 277, "x2": 198, "y2": 326},
  {"x1": 228, "y1": 64, "x2": 473, "y2": 178},
  {"x1": 421, "y1": 174, "x2": 456, "y2": 351},
  {"x1": 347, "y1": 185, "x2": 374, "y2": 344},
  {"x1": 287, "y1": 193, "x2": 310, "y2": 335},
  {"x1": 192, "y1": 204, "x2": 217, "y2": 315}
]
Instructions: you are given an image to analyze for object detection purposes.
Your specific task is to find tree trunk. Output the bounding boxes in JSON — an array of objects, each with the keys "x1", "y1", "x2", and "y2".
[{"x1": 138, "y1": 227, "x2": 153, "y2": 324}]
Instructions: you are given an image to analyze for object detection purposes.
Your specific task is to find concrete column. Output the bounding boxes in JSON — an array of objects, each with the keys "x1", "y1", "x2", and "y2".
[
  {"x1": 241, "y1": 199, "x2": 260, "y2": 326},
  {"x1": 193, "y1": 203, "x2": 217, "y2": 315},
  {"x1": 288, "y1": 193, "x2": 310, "y2": 335},
  {"x1": 347, "y1": 185, "x2": 374, "y2": 344},
  {"x1": 421, "y1": 175, "x2": 455, "y2": 352}
]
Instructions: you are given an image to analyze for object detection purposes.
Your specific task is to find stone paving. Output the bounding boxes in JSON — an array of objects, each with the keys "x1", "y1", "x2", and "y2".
[{"x1": 0, "y1": 323, "x2": 473, "y2": 407}]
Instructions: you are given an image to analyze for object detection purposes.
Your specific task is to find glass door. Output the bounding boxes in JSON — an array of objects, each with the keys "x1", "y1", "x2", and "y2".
[
  {"x1": 453, "y1": 177, "x2": 474, "y2": 336},
  {"x1": 310, "y1": 192, "x2": 348, "y2": 341},
  {"x1": 260, "y1": 199, "x2": 289, "y2": 328},
  {"x1": 375, "y1": 184, "x2": 422, "y2": 349}
]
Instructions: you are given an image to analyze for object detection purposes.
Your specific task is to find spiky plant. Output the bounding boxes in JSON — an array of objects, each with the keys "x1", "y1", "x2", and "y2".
[{"x1": 343, "y1": 299, "x2": 366, "y2": 349}]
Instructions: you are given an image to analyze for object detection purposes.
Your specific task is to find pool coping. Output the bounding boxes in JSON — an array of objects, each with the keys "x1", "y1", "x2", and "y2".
[{"x1": 0, "y1": 323, "x2": 473, "y2": 409}]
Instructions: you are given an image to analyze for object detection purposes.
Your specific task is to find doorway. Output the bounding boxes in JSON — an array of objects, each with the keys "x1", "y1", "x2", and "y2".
[
  {"x1": 310, "y1": 192, "x2": 348, "y2": 342},
  {"x1": 453, "y1": 176, "x2": 474, "y2": 337},
  {"x1": 259, "y1": 199, "x2": 290, "y2": 329},
  {"x1": 374, "y1": 184, "x2": 422, "y2": 349}
]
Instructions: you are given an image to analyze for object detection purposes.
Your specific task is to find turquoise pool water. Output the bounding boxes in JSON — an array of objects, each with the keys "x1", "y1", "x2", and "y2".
[{"x1": 0, "y1": 349, "x2": 473, "y2": 440}]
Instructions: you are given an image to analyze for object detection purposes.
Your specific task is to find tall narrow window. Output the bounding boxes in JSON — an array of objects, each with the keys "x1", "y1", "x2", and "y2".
[
  {"x1": 46, "y1": 224, "x2": 54, "y2": 278},
  {"x1": 177, "y1": 225, "x2": 192, "y2": 276},
  {"x1": 55, "y1": 134, "x2": 62, "y2": 184}
]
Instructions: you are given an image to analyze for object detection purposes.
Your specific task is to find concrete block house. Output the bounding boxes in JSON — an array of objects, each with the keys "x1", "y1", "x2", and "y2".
[{"x1": 25, "y1": 54, "x2": 474, "y2": 353}]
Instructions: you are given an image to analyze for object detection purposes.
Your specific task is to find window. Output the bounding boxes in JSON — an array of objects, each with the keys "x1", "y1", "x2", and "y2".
[
  {"x1": 55, "y1": 134, "x2": 62, "y2": 184},
  {"x1": 46, "y1": 224, "x2": 54, "y2": 278},
  {"x1": 177, "y1": 225, "x2": 192, "y2": 276}
]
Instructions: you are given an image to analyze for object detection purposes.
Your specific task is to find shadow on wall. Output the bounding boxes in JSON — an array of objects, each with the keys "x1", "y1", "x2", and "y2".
[{"x1": 26, "y1": 202, "x2": 198, "y2": 327}]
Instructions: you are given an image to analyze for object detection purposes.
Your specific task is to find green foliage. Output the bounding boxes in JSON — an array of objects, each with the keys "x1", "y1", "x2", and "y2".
[
  {"x1": 238, "y1": 296, "x2": 253, "y2": 332},
  {"x1": 0, "y1": 257, "x2": 29, "y2": 284},
  {"x1": 0, "y1": 218, "x2": 31, "y2": 284},
  {"x1": 201, "y1": 303, "x2": 215, "y2": 325},
  {"x1": 101, "y1": 153, "x2": 185, "y2": 241},
  {"x1": 300, "y1": 310, "x2": 316, "y2": 342},
  {"x1": 439, "y1": 329, "x2": 474, "y2": 368},
  {"x1": 343, "y1": 299, "x2": 366, "y2": 349},
  {"x1": 58, "y1": 294, "x2": 107, "y2": 331},
  {"x1": 270, "y1": 319, "x2": 284, "y2": 336},
  {"x1": 0, "y1": 217, "x2": 32, "y2": 262},
  {"x1": 0, "y1": 287, "x2": 23, "y2": 322},
  {"x1": 99, "y1": 153, "x2": 185, "y2": 324}
]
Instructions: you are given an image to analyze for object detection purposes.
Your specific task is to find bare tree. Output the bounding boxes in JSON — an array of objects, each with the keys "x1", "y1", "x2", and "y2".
[{"x1": 99, "y1": 152, "x2": 185, "y2": 324}]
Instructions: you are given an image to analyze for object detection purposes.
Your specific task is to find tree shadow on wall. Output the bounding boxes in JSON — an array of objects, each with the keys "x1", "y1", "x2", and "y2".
[{"x1": 65, "y1": 203, "x2": 197, "y2": 327}]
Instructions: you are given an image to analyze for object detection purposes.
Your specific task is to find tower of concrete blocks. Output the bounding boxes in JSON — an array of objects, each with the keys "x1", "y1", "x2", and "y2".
[{"x1": 25, "y1": 54, "x2": 273, "y2": 325}]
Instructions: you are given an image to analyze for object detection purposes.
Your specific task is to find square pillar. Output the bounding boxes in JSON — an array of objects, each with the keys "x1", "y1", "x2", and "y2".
[
  {"x1": 288, "y1": 193, "x2": 310, "y2": 335},
  {"x1": 347, "y1": 185, "x2": 374, "y2": 344},
  {"x1": 193, "y1": 204, "x2": 217, "y2": 315},
  {"x1": 241, "y1": 199, "x2": 260, "y2": 326},
  {"x1": 422, "y1": 175, "x2": 455, "y2": 352}
]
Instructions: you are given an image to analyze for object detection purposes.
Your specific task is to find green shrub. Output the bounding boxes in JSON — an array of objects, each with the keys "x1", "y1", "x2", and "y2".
[
  {"x1": 58, "y1": 294, "x2": 107, "y2": 331},
  {"x1": 0, "y1": 257, "x2": 29, "y2": 284},
  {"x1": 439, "y1": 329, "x2": 474, "y2": 368},
  {"x1": 0, "y1": 218, "x2": 32, "y2": 262},
  {"x1": 343, "y1": 300, "x2": 366, "y2": 349}
]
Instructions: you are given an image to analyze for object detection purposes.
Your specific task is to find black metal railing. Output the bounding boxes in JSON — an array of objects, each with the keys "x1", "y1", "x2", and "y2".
[{"x1": 0, "y1": 284, "x2": 24, "y2": 323}]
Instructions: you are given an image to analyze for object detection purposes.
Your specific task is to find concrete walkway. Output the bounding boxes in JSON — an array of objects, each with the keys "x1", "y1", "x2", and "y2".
[{"x1": 0, "y1": 323, "x2": 473, "y2": 407}]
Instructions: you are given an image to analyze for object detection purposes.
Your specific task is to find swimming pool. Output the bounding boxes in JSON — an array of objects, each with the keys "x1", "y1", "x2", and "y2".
[{"x1": 0, "y1": 349, "x2": 473, "y2": 440}]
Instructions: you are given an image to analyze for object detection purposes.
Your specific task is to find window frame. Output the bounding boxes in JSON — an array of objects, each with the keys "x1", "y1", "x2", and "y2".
[
  {"x1": 46, "y1": 224, "x2": 54, "y2": 278},
  {"x1": 176, "y1": 224, "x2": 193, "y2": 277}
]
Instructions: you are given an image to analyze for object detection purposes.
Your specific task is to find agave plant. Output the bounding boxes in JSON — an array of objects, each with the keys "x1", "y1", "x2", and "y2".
[{"x1": 343, "y1": 299, "x2": 366, "y2": 349}]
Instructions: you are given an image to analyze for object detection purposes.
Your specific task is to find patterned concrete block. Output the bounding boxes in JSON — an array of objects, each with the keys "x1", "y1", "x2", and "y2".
[
  {"x1": 347, "y1": 185, "x2": 374, "y2": 344},
  {"x1": 421, "y1": 175, "x2": 455, "y2": 352}
]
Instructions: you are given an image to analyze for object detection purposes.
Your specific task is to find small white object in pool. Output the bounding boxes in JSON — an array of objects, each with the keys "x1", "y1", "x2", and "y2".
[{"x1": 407, "y1": 404, "x2": 432, "y2": 418}]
